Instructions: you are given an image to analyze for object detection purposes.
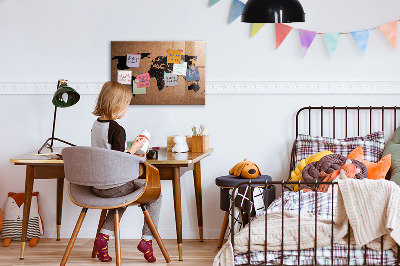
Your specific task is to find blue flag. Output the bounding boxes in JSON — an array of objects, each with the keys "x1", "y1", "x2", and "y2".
[
  {"x1": 209, "y1": 0, "x2": 221, "y2": 7},
  {"x1": 229, "y1": 0, "x2": 245, "y2": 23},
  {"x1": 323, "y1": 33, "x2": 341, "y2": 58},
  {"x1": 351, "y1": 29, "x2": 371, "y2": 55}
]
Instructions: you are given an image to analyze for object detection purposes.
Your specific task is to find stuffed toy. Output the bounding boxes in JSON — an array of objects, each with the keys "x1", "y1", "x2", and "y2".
[
  {"x1": 172, "y1": 135, "x2": 189, "y2": 153},
  {"x1": 289, "y1": 150, "x2": 333, "y2": 191},
  {"x1": 348, "y1": 146, "x2": 391, "y2": 180},
  {"x1": 229, "y1": 159, "x2": 261, "y2": 179},
  {"x1": 1, "y1": 192, "x2": 44, "y2": 247}
]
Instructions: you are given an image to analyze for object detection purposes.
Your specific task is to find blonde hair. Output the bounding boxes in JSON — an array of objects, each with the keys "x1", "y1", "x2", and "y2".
[{"x1": 93, "y1": 81, "x2": 132, "y2": 120}]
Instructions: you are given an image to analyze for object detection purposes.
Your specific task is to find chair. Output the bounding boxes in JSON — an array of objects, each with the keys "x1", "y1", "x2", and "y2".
[{"x1": 60, "y1": 146, "x2": 171, "y2": 265}]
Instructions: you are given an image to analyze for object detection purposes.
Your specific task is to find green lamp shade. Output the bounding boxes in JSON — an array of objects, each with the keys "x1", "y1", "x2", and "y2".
[{"x1": 52, "y1": 84, "x2": 80, "y2": 108}]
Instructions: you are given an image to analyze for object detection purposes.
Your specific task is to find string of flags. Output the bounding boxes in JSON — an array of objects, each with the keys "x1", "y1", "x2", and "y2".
[{"x1": 209, "y1": 0, "x2": 399, "y2": 58}]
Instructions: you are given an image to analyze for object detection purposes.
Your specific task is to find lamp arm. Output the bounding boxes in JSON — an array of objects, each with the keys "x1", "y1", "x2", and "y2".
[
  {"x1": 50, "y1": 105, "x2": 57, "y2": 148},
  {"x1": 50, "y1": 79, "x2": 61, "y2": 148}
]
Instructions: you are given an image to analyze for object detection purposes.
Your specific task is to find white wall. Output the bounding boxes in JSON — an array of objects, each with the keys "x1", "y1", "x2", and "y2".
[{"x1": 1, "y1": 0, "x2": 400, "y2": 240}]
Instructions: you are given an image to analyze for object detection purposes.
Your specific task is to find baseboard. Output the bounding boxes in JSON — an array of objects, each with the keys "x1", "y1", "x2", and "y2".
[{"x1": 1, "y1": 81, "x2": 400, "y2": 95}]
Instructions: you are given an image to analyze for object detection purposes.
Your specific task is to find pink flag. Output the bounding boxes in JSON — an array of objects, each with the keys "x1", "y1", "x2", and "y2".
[
  {"x1": 298, "y1": 29, "x2": 317, "y2": 58},
  {"x1": 379, "y1": 21, "x2": 398, "y2": 50},
  {"x1": 275, "y1": 23, "x2": 293, "y2": 49}
]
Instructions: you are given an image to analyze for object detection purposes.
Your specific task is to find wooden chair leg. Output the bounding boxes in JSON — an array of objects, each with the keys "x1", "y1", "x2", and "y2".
[
  {"x1": 60, "y1": 208, "x2": 88, "y2": 266},
  {"x1": 114, "y1": 210, "x2": 121, "y2": 266},
  {"x1": 217, "y1": 211, "x2": 230, "y2": 248},
  {"x1": 91, "y1": 209, "x2": 108, "y2": 258},
  {"x1": 141, "y1": 205, "x2": 171, "y2": 263}
]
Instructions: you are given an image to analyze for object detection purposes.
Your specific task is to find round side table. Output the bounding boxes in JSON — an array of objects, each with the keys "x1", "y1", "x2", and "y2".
[{"x1": 215, "y1": 175, "x2": 275, "y2": 248}]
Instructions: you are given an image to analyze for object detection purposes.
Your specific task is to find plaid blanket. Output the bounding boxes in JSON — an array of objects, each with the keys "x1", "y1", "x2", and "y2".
[
  {"x1": 234, "y1": 191, "x2": 397, "y2": 265},
  {"x1": 235, "y1": 244, "x2": 397, "y2": 265}
]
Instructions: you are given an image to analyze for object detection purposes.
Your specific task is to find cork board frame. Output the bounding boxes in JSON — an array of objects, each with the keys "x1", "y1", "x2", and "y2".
[{"x1": 111, "y1": 41, "x2": 205, "y2": 105}]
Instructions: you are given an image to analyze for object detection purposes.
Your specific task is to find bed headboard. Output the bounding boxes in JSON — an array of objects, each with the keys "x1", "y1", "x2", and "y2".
[{"x1": 290, "y1": 106, "x2": 400, "y2": 179}]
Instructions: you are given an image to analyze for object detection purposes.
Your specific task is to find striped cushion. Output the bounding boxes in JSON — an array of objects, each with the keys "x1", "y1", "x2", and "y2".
[
  {"x1": 295, "y1": 131, "x2": 385, "y2": 166},
  {"x1": 1, "y1": 217, "x2": 41, "y2": 240}
]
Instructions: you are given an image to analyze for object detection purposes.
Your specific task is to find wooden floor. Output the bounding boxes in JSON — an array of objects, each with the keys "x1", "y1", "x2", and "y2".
[{"x1": 0, "y1": 239, "x2": 221, "y2": 265}]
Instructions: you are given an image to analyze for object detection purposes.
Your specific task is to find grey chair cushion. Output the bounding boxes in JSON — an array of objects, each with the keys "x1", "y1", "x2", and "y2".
[
  {"x1": 62, "y1": 146, "x2": 145, "y2": 188},
  {"x1": 69, "y1": 180, "x2": 145, "y2": 208}
]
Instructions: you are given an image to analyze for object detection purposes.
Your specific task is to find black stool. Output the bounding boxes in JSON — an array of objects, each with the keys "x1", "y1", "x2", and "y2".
[{"x1": 215, "y1": 175, "x2": 275, "y2": 248}]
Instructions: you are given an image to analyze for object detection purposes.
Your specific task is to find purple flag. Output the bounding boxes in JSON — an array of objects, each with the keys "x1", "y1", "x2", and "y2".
[{"x1": 298, "y1": 29, "x2": 317, "y2": 58}]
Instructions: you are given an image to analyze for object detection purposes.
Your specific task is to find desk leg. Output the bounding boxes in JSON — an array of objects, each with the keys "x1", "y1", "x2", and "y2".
[
  {"x1": 20, "y1": 165, "x2": 35, "y2": 259},
  {"x1": 193, "y1": 161, "x2": 203, "y2": 242},
  {"x1": 172, "y1": 167, "x2": 183, "y2": 261},
  {"x1": 56, "y1": 178, "x2": 64, "y2": 241}
]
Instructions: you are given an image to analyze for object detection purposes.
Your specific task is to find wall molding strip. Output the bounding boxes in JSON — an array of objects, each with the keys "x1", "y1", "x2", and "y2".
[{"x1": 0, "y1": 81, "x2": 399, "y2": 95}]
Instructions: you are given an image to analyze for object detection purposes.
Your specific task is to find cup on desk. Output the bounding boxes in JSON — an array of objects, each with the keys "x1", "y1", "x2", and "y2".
[{"x1": 146, "y1": 150, "x2": 158, "y2": 160}]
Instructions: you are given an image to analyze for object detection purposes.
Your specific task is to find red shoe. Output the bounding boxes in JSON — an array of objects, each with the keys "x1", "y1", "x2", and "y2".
[
  {"x1": 137, "y1": 239, "x2": 156, "y2": 262},
  {"x1": 94, "y1": 233, "x2": 112, "y2": 262}
]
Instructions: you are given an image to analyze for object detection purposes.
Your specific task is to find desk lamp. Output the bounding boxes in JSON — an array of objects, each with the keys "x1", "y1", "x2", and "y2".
[
  {"x1": 241, "y1": 0, "x2": 305, "y2": 23},
  {"x1": 38, "y1": 79, "x2": 80, "y2": 154}
]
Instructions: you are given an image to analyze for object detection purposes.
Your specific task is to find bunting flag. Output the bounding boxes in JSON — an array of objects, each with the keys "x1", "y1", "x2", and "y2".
[
  {"x1": 323, "y1": 33, "x2": 341, "y2": 58},
  {"x1": 251, "y1": 23, "x2": 266, "y2": 38},
  {"x1": 351, "y1": 29, "x2": 370, "y2": 55},
  {"x1": 275, "y1": 23, "x2": 293, "y2": 49},
  {"x1": 378, "y1": 21, "x2": 398, "y2": 50},
  {"x1": 298, "y1": 29, "x2": 317, "y2": 58},
  {"x1": 229, "y1": 0, "x2": 245, "y2": 24},
  {"x1": 209, "y1": 0, "x2": 220, "y2": 7}
]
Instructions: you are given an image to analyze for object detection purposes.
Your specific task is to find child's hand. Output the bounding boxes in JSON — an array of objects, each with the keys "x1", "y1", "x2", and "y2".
[
  {"x1": 129, "y1": 137, "x2": 147, "y2": 155},
  {"x1": 134, "y1": 149, "x2": 149, "y2": 157}
]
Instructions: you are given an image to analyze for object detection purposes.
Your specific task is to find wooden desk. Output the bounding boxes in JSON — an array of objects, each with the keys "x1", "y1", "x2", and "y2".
[
  {"x1": 10, "y1": 147, "x2": 213, "y2": 261},
  {"x1": 9, "y1": 148, "x2": 64, "y2": 259}
]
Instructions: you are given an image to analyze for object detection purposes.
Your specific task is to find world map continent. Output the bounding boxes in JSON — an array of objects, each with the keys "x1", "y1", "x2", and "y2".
[{"x1": 112, "y1": 53, "x2": 200, "y2": 92}]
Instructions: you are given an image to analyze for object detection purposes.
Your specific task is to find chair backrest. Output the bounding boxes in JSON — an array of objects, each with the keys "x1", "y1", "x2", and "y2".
[{"x1": 62, "y1": 146, "x2": 145, "y2": 187}]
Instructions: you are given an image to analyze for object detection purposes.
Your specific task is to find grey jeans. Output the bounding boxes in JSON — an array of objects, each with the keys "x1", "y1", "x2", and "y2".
[{"x1": 92, "y1": 180, "x2": 162, "y2": 240}]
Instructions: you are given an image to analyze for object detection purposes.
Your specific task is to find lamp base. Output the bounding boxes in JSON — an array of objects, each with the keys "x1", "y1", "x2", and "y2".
[{"x1": 38, "y1": 137, "x2": 76, "y2": 154}]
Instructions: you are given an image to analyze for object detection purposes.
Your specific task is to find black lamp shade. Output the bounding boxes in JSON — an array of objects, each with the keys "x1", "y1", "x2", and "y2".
[
  {"x1": 242, "y1": 0, "x2": 305, "y2": 23},
  {"x1": 52, "y1": 84, "x2": 80, "y2": 108}
]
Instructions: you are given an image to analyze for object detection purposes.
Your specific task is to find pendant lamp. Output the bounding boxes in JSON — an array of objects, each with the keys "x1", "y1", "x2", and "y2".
[
  {"x1": 241, "y1": 0, "x2": 305, "y2": 23},
  {"x1": 38, "y1": 79, "x2": 80, "y2": 154}
]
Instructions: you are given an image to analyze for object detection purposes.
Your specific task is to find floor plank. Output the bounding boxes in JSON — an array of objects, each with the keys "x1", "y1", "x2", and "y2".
[{"x1": 0, "y1": 239, "x2": 221, "y2": 265}]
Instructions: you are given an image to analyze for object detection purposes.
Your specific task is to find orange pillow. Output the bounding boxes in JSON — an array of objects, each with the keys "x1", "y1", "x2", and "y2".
[{"x1": 347, "y1": 146, "x2": 391, "y2": 180}]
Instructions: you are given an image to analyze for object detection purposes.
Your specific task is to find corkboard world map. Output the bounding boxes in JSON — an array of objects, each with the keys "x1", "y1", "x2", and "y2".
[{"x1": 111, "y1": 41, "x2": 205, "y2": 105}]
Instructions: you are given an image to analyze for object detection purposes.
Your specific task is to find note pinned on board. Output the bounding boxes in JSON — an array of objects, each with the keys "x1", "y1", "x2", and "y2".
[
  {"x1": 126, "y1": 53, "x2": 140, "y2": 68},
  {"x1": 164, "y1": 72, "x2": 178, "y2": 87},
  {"x1": 136, "y1": 73, "x2": 151, "y2": 88},
  {"x1": 173, "y1": 62, "x2": 188, "y2": 76},
  {"x1": 117, "y1": 70, "x2": 132, "y2": 84},
  {"x1": 167, "y1": 49, "x2": 183, "y2": 64},
  {"x1": 132, "y1": 82, "x2": 146, "y2": 94},
  {"x1": 186, "y1": 67, "x2": 200, "y2": 82}
]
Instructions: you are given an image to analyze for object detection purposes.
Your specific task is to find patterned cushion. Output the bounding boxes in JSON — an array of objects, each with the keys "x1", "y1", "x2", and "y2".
[{"x1": 295, "y1": 131, "x2": 385, "y2": 166}]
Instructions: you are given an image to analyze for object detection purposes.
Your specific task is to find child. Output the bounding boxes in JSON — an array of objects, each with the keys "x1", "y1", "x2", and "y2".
[{"x1": 91, "y1": 81, "x2": 162, "y2": 263}]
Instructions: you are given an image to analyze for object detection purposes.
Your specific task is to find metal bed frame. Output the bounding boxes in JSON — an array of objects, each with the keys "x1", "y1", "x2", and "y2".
[{"x1": 230, "y1": 106, "x2": 400, "y2": 266}]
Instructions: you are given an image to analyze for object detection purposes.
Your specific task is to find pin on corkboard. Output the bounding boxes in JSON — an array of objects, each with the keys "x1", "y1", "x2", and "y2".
[{"x1": 111, "y1": 41, "x2": 205, "y2": 105}]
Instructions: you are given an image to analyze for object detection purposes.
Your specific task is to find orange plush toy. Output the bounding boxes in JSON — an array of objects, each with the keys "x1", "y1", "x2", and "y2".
[
  {"x1": 1, "y1": 192, "x2": 44, "y2": 247},
  {"x1": 347, "y1": 146, "x2": 391, "y2": 180},
  {"x1": 229, "y1": 159, "x2": 261, "y2": 179}
]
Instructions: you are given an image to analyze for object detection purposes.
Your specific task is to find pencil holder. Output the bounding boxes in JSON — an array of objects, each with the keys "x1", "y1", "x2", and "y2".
[{"x1": 191, "y1": 135, "x2": 209, "y2": 153}]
